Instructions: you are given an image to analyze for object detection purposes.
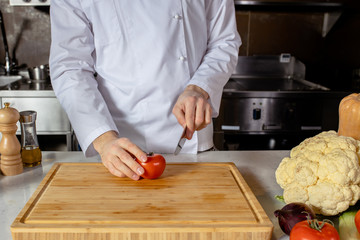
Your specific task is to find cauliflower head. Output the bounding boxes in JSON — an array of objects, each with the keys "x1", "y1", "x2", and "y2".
[{"x1": 275, "y1": 130, "x2": 360, "y2": 216}]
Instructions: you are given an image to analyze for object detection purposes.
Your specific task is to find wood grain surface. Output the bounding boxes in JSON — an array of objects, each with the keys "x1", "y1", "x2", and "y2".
[{"x1": 11, "y1": 162, "x2": 273, "y2": 240}]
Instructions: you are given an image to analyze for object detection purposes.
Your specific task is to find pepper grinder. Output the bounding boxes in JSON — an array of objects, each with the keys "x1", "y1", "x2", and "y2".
[
  {"x1": 0, "y1": 102, "x2": 23, "y2": 176},
  {"x1": 19, "y1": 110, "x2": 42, "y2": 167}
]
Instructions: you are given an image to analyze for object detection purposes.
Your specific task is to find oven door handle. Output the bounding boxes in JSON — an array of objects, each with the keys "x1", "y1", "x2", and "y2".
[
  {"x1": 301, "y1": 126, "x2": 322, "y2": 130},
  {"x1": 263, "y1": 124, "x2": 282, "y2": 130}
]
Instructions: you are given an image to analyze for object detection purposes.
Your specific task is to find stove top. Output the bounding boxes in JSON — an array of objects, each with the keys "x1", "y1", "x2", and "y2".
[{"x1": 224, "y1": 77, "x2": 329, "y2": 92}]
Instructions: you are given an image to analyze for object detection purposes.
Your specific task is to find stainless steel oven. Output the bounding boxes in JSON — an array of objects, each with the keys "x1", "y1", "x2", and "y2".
[{"x1": 213, "y1": 54, "x2": 350, "y2": 150}]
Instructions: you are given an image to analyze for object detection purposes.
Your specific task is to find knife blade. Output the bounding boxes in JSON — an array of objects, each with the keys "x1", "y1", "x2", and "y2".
[{"x1": 174, "y1": 126, "x2": 187, "y2": 155}]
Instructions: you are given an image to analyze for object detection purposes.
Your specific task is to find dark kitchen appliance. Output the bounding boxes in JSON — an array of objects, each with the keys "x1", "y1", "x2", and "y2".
[{"x1": 213, "y1": 54, "x2": 351, "y2": 150}]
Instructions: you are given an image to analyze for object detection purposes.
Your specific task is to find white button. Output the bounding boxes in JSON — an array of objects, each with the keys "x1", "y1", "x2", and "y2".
[
  {"x1": 174, "y1": 14, "x2": 182, "y2": 20},
  {"x1": 179, "y1": 56, "x2": 185, "y2": 61}
]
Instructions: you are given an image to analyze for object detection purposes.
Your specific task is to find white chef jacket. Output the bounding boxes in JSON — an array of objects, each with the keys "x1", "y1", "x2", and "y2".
[{"x1": 49, "y1": 0, "x2": 241, "y2": 157}]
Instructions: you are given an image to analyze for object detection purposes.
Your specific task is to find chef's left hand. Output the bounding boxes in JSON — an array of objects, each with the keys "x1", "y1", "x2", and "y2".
[{"x1": 172, "y1": 84, "x2": 212, "y2": 139}]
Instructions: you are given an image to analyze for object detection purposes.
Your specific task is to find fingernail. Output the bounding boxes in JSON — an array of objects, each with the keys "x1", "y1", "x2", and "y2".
[
  {"x1": 187, "y1": 132, "x2": 192, "y2": 139},
  {"x1": 140, "y1": 155, "x2": 147, "y2": 162},
  {"x1": 132, "y1": 174, "x2": 140, "y2": 180},
  {"x1": 137, "y1": 167, "x2": 144, "y2": 175}
]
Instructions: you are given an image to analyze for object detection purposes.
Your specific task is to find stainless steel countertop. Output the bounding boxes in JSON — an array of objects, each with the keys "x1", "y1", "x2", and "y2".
[
  {"x1": 0, "y1": 151, "x2": 290, "y2": 240},
  {"x1": 0, "y1": 78, "x2": 54, "y2": 97}
]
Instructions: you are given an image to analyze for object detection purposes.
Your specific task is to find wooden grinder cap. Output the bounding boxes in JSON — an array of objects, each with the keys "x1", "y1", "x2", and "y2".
[
  {"x1": 0, "y1": 102, "x2": 23, "y2": 176},
  {"x1": 0, "y1": 102, "x2": 20, "y2": 124}
]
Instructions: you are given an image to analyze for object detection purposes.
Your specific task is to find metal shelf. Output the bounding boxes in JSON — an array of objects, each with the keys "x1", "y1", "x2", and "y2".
[
  {"x1": 235, "y1": 1, "x2": 344, "y2": 37},
  {"x1": 9, "y1": 0, "x2": 50, "y2": 6},
  {"x1": 234, "y1": 1, "x2": 344, "y2": 11}
]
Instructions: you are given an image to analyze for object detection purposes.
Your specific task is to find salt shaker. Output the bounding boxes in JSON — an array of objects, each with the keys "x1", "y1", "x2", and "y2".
[
  {"x1": 0, "y1": 102, "x2": 23, "y2": 176},
  {"x1": 19, "y1": 111, "x2": 42, "y2": 167}
]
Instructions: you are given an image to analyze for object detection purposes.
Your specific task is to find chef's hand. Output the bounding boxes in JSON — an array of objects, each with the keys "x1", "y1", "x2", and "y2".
[
  {"x1": 93, "y1": 131, "x2": 148, "y2": 180},
  {"x1": 172, "y1": 84, "x2": 212, "y2": 139}
]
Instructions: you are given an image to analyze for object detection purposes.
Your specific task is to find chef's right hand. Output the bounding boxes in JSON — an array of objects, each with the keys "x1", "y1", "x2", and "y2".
[{"x1": 93, "y1": 131, "x2": 148, "y2": 180}]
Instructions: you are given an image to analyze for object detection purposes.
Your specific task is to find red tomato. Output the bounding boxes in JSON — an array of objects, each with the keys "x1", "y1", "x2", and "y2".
[
  {"x1": 136, "y1": 153, "x2": 166, "y2": 179},
  {"x1": 290, "y1": 220, "x2": 339, "y2": 240},
  {"x1": 355, "y1": 210, "x2": 360, "y2": 234}
]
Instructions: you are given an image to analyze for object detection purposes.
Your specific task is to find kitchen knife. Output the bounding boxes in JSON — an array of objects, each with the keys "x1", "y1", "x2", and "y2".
[{"x1": 174, "y1": 126, "x2": 187, "y2": 155}]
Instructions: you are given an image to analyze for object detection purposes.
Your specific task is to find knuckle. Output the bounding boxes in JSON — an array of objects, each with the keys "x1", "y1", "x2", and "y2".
[
  {"x1": 187, "y1": 96, "x2": 197, "y2": 104},
  {"x1": 109, "y1": 156, "x2": 123, "y2": 167},
  {"x1": 112, "y1": 169, "x2": 126, "y2": 178},
  {"x1": 129, "y1": 161, "x2": 142, "y2": 172},
  {"x1": 118, "y1": 138, "x2": 135, "y2": 150},
  {"x1": 118, "y1": 150, "x2": 132, "y2": 162},
  {"x1": 101, "y1": 159, "x2": 110, "y2": 169},
  {"x1": 173, "y1": 108, "x2": 184, "y2": 120},
  {"x1": 108, "y1": 144, "x2": 118, "y2": 152},
  {"x1": 172, "y1": 104, "x2": 179, "y2": 111},
  {"x1": 195, "y1": 121, "x2": 203, "y2": 128},
  {"x1": 195, "y1": 116, "x2": 204, "y2": 125},
  {"x1": 103, "y1": 161, "x2": 126, "y2": 178},
  {"x1": 118, "y1": 137, "x2": 130, "y2": 145},
  {"x1": 187, "y1": 113, "x2": 195, "y2": 121},
  {"x1": 135, "y1": 149, "x2": 146, "y2": 157},
  {"x1": 197, "y1": 97, "x2": 205, "y2": 105},
  {"x1": 118, "y1": 172, "x2": 126, "y2": 178}
]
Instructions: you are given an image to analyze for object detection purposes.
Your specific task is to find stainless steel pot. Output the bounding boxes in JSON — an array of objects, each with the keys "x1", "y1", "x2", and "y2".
[{"x1": 28, "y1": 64, "x2": 49, "y2": 81}]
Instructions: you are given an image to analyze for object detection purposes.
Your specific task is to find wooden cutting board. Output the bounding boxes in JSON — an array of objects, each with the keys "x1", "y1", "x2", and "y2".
[{"x1": 11, "y1": 162, "x2": 273, "y2": 240}]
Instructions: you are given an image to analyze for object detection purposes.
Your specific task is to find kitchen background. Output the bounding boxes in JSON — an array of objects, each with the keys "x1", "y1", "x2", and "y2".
[
  {"x1": 235, "y1": 0, "x2": 360, "y2": 91},
  {"x1": 0, "y1": 0, "x2": 359, "y2": 151}
]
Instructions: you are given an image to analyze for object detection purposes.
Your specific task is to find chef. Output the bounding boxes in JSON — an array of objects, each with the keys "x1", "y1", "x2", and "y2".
[{"x1": 49, "y1": 0, "x2": 241, "y2": 180}]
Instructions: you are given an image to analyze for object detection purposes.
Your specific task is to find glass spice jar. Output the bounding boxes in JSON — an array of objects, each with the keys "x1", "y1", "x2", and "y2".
[{"x1": 19, "y1": 111, "x2": 42, "y2": 167}]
